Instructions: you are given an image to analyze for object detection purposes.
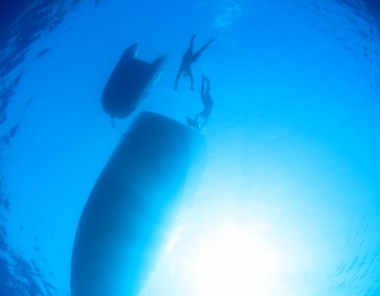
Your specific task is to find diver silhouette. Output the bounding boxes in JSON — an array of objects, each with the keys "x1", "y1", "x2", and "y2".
[
  {"x1": 174, "y1": 34, "x2": 213, "y2": 91},
  {"x1": 187, "y1": 76, "x2": 214, "y2": 129}
]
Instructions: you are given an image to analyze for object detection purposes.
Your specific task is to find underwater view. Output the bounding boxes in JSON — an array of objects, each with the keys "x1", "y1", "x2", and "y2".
[{"x1": 1, "y1": 0, "x2": 380, "y2": 295}]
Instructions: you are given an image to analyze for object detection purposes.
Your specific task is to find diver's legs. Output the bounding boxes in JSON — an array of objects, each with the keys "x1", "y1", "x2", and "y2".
[
  {"x1": 192, "y1": 39, "x2": 214, "y2": 62},
  {"x1": 198, "y1": 39, "x2": 214, "y2": 54}
]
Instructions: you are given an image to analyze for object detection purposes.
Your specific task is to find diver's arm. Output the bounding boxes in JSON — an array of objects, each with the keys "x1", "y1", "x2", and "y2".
[
  {"x1": 195, "y1": 112, "x2": 202, "y2": 122},
  {"x1": 198, "y1": 39, "x2": 214, "y2": 54},
  {"x1": 188, "y1": 70, "x2": 194, "y2": 91},
  {"x1": 201, "y1": 117, "x2": 209, "y2": 128},
  {"x1": 201, "y1": 76, "x2": 205, "y2": 96},
  {"x1": 174, "y1": 70, "x2": 182, "y2": 91},
  {"x1": 205, "y1": 76, "x2": 210, "y2": 94}
]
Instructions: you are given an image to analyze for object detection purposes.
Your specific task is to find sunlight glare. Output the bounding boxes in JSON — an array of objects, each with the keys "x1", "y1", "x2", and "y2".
[{"x1": 192, "y1": 223, "x2": 290, "y2": 296}]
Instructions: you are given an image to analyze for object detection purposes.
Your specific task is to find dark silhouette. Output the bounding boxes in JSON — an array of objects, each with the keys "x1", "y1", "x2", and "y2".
[
  {"x1": 187, "y1": 76, "x2": 214, "y2": 129},
  {"x1": 186, "y1": 117, "x2": 201, "y2": 129},
  {"x1": 174, "y1": 35, "x2": 213, "y2": 91},
  {"x1": 102, "y1": 43, "x2": 168, "y2": 120}
]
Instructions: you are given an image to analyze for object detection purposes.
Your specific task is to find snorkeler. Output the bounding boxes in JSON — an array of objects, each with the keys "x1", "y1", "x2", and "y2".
[
  {"x1": 174, "y1": 34, "x2": 214, "y2": 91},
  {"x1": 187, "y1": 76, "x2": 214, "y2": 129}
]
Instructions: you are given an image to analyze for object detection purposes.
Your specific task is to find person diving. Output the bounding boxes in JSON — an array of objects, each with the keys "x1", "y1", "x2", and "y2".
[
  {"x1": 187, "y1": 76, "x2": 214, "y2": 129},
  {"x1": 174, "y1": 34, "x2": 213, "y2": 91}
]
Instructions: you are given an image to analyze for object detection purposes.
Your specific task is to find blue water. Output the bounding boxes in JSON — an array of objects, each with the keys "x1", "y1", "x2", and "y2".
[{"x1": 1, "y1": 0, "x2": 380, "y2": 295}]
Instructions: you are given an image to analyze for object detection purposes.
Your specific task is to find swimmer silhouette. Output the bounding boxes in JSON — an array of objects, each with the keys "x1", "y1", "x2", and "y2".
[
  {"x1": 187, "y1": 76, "x2": 214, "y2": 129},
  {"x1": 174, "y1": 35, "x2": 213, "y2": 91}
]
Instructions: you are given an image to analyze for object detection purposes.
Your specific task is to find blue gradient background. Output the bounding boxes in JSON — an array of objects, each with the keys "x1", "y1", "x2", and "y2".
[{"x1": 0, "y1": 0, "x2": 379, "y2": 295}]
